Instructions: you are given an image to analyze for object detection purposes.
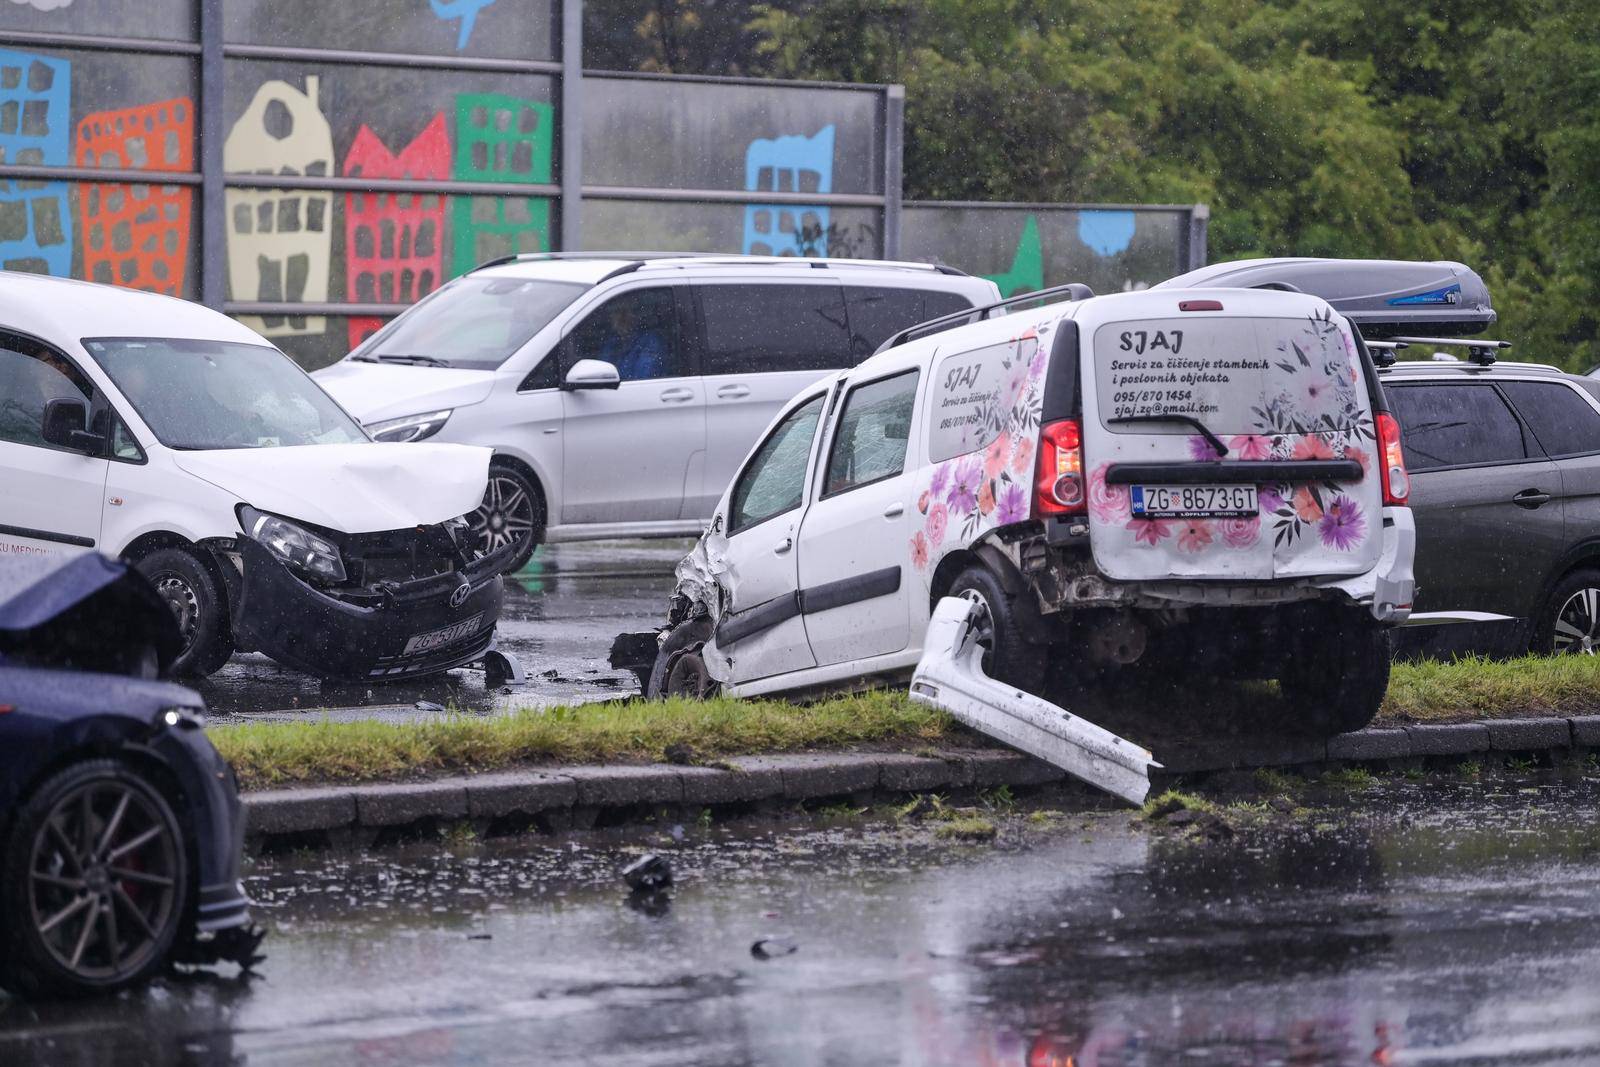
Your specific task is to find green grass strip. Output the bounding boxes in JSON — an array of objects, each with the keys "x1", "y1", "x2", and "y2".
[
  {"x1": 213, "y1": 692, "x2": 953, "y2": 790},
  {"x1": 1381, "y1": 653, "x2": 1600, "y2": 721}
]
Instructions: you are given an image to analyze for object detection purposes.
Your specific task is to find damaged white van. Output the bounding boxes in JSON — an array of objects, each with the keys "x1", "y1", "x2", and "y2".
[
  {"x1": 621, "y1": 278, "x2": 1418, "y2": 734},
  {"x1": 0, "y1": 273, "x2": 506, "y2": 681}
]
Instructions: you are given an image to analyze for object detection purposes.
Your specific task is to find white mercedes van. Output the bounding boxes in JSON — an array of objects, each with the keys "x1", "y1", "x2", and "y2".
[
  {"x1": 0, "y1": 272, "x2": 504, "y2": 681},
  {"x1": 314, "y1": 254, "x2": 1000, "y2": 573},
  {"x1": 624, "y1": 278, "x2": 1418, "y2": 735}
]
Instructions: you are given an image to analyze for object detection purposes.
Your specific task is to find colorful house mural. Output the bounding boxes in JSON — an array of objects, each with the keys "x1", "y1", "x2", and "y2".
[
  {"x1": 0, "y1": 48, "x2": 72, "y2": 276},
  {"x1": 982, "y1": 215, "x2": 1043, "y2": 297},
  {"x1": 75, "y1": 97, "x2": 194, "y2": 296},
  {"x1": 742, "y1": 124, "x2": 834, "y2": 258},
  {"x1": 343, "y1": 113, "x2": 449, "y2": 348},
  {"x1": 449, "y1": 93, "x2": 552, "y2": 277},
  {"x1": 223, "y1": 76, "x2": 334, "y2": 338},
  {"x1": 1077, "y1": 209, "x2": 1137, "y2": 257}
]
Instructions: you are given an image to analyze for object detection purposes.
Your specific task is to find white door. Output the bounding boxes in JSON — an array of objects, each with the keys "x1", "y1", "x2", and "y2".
[
  {"x1": 557, "y1": 285, "x2": 706, "y2": 524},
  {"x1": 709, "y1": 391, "x2": 830, "y2": 685},
  {"x1": 796, "y1": 367, "x2": 922, "y2": 666},
  {"x1": 692, "y1": 280, "x2": 851, "y2": 519},
  {"x1": 0, "y1": 336, "x2": 108, "y2": 558}
]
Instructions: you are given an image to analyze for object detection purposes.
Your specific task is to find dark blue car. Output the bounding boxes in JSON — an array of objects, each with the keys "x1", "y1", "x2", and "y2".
[{"x1": 0, "y1": 553, "x2": 260, "y2": 997}]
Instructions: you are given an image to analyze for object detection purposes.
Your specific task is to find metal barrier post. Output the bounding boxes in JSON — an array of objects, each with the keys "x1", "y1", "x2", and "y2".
[
  {"x1": 560, "y1": 0, "x2": 583, "y2": 252},
  {"x1": 882, "y1": 84, "x2": 904, "y2": 259},
  {"x1": 199, "y1": 0, "x2": 225, "y2": 310}
]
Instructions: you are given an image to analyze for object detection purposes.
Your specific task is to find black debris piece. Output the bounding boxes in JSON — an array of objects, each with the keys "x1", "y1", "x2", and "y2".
[
  {"x1": 622, "y1": 853, "x2": 673, "y2": 892},
  {"x1": 751, "y1": 937, "x2": 799, "y2": 960}
]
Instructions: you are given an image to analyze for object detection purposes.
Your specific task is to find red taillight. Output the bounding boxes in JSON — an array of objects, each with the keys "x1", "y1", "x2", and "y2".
[
  {"x1": 1036, "y1": 419, "x2": 1085, "y2": 516},
  {"x1": 1377, "y1": 411, "x2": 1410, "y2": 506}
]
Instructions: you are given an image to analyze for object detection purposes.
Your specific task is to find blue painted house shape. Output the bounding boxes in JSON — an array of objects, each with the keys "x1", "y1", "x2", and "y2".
[
  {"x1": 742, "y1": 125, "x2": 835, "y2": 258},
  {"x1": 0, "y1": 48, "x2": 73, "y2": 277}
]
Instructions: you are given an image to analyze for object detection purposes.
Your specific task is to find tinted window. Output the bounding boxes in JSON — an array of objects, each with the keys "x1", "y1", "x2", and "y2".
[
  {"x1": 824, "y1": 371, "x2": 919, "y2": 496},
  {"x1": 845, "y1": 286, "x2": 974, "y2": 358},
  {"x1": 564, "y1": 287, "x2": 687, "y2": 382},
  {"x1": 730, "y1": 394, "x2": 824, "y2": 533},
  {"x1": 0, "y1": 338, "x2": 94, "y2": 450},
  {"x1": 1499, "y1": 381, "x2": 1600, "y2": 457},
  {"x1": 1387, "y1": 384, "x2": 1527, "y2": 471},
  {"x1": 699, "y1": 284, "x2": 851, "y2": 376}
]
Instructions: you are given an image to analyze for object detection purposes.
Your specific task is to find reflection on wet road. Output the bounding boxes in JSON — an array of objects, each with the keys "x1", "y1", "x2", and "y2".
[
  {"x1": 9, "y1": 778, "x2": 1600, "y2": 1064},
  {"x1": 197, "y1": 540, "x2": 691, "y2": 722}
]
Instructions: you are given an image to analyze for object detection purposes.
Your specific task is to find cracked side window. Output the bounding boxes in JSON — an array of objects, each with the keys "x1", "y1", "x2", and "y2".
[
  {"x1": 824, "y1": 369, "x2": 919, "y2": 497},
  {"x1": 729, "y1": 393, "x2": 824, "y2": 534}
]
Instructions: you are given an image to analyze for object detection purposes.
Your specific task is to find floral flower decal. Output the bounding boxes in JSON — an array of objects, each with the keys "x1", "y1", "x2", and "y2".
[
  {"x1": 984, "y1": 431, "x2": 1012, "y2": 481},
  {"x1": 1292, "y1": 486, "x2": 1324, "y2": 523},
  {"x1": 1011, "y1": 436, "x2": 1034, "y2": 475},
  {"x1": 977, "y1": 478, "x2": 996, "y2": 516},
  {"x1": 1344, "y1": 445, "x2": 1369, "y2": 474},
  {"x1": 1318, "y1": 495, "x2": 1366, "y2": 551},
  {"x1": 946, "y1": 458, "x2": 981, "y2": 515},
  {"x1": 996, "y1": 482, "x2": 1029, "y2": 525},
  {"x1": 1088, "y1": 462, "x2": 1130, "y2": 524},
  {"x1": 1176, "y1": 520, "x2": 1214, "y2": 553},
  {"x1": 1128, "y1": 517, "x2": 1172, "y2": 546},
  {"x1": 929, "y1": 462, "x2": 950, "y2": 499},
  {"x1": 917, "y1": 489, "x2": 931, "y2": 515},
  {"x1": 925, "y1": 502, "x2": 949, "y2": 549},
  {"x1": 909, "y1": 530, "x2": 930, "y2": 570},
  {"x1": 1220, "y1": 516, "x2": 1260, "y2": 549},
  {"x1": 1229, "y1": 434, "x2": 1272, "y2": 461},
  {"x1": 1188, "y1": 435, "x2": 1222, "y2": 461},
  {"x1": 1292, "y1": 435, "x2": 1335, "y2": 461}
]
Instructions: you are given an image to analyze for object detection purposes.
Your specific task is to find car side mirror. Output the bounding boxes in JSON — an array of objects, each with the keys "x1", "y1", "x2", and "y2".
[
  {"x1": 40, "y1": 397, "x2": 105, "y2": 454},
  {"x1": 563, "y1": 359, "x2": 622, "y2": 391}
]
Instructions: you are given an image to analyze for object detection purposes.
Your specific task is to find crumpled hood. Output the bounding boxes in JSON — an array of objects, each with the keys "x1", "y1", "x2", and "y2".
[
  {"x1": 173, "y1": 443, "x2": 490, "y2": 534},
  {"x1": 312, "y1": 361, "x2": 498, "y2": 424}
]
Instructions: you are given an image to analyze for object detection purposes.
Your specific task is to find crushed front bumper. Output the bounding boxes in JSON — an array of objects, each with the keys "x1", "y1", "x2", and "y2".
[{"x1": 223, "y1": 540, "x2": 503, "y2": 682}]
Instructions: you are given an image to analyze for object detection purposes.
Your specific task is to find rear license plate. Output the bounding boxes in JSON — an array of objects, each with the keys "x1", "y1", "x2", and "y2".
[
  {"x1": 1130, "y1": 485, "x2": 1257, "y2": 519},
  {"x1": 402, "y1": 613, "x2": 484, "y2": 656}
]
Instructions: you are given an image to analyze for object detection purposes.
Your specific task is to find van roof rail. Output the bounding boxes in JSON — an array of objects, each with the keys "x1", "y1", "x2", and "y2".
[
  {"x1": 473, "y1": 251, "x2": 970, "y2": 277},
  {"x1": 874, "y1": 283, "x2": 1095, "y2": 355},
  {"x1": 472, "y1": 251, "x2": 723, "y2": 272}
]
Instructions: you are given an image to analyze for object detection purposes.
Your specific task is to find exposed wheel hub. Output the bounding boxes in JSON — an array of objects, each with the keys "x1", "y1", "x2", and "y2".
[
  {"x1": 153, "y1": 574, "x2": 200, "y2": 651},
  {"x1": 1553, "y1": 588, "x2": 1600, "y2": 655}
]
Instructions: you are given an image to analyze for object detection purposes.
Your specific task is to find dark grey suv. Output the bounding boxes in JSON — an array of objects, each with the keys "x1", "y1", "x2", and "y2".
[{"x1": 1385, "y1": 358, "x2": 1600, "y2": 657}]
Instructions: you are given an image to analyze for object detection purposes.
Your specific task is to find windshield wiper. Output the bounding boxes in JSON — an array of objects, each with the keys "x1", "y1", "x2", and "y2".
[
  {"x1": 375, "y1": 354, "x2": 453, "y2": 368},
  {"x1": 1108, "y1": 413, "x2": 1229, "y2": 457}
]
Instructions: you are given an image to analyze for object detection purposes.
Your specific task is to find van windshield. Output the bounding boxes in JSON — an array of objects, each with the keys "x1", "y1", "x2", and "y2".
[
  {"x1": 1093, "y1": 315, "x2": 1367, "y2": 437},
  {"x1": 84, "y1": 338, "x2": 369, "y2": 451},
  {"x1": 355, "y1": 276, "x2": 589, "y2": 370}
]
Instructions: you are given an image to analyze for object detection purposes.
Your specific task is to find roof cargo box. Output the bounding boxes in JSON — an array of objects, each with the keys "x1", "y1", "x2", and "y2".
[{"x1": 1154, "y1": 258, "x2": 1494, "y2": 338}]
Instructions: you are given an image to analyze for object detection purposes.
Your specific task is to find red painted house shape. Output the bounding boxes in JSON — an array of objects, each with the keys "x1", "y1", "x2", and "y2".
[
  {"x1": 343, "y1": 113, "x2": 449, "y2": 349},
  {"x1": 75, "y1": 98, "x2": 195, "y2": 296}
]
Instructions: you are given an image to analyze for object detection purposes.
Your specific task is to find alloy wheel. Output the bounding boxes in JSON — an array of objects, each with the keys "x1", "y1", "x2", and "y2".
[
  {"x1": 468, "y1": 474, "x2": 536, "y2": 558},
  {"x1": 665, "y1": 648, "x2": 714, "y2": 699},
  {"x1": 959, "y1": 589, "x2": 998, "y2": 673},
  {"x1": 153, "y1": 574, "x2": 200, "y2": 652},
  {"x1": 26, "y1": 778, "x2": 182, "y2": 983},
  {"x1": 1553, "y1": 588, "x2": 1600, "y2": 655}
]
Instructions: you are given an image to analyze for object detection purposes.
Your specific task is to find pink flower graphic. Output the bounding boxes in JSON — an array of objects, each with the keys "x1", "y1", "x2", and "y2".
[
  {"x1": 1011, "y1": 435, "x2": 1035, "y2": 475},
  {"x1": 1344, "y1": 445, "x2": 1370, "y2": 475},
  {"x1": 1318, "y1": 495, "x2": 1366, "y2": 551},
  {"x1": 925, "y1": 502, "x2": 949, "y2": 548},
  {"x1": 917, "y1": 490, "x2": 931, "y2": 515},
  {"x1": 910, "y1": 531, "x2": 930, "y2": 570},
  {"x1": 978, "y1": 478, "x2": 996, "y2": 516},
  {"x1": 1176, "y1": 519, "x2": 1214, "y2": 553},
  {"x1": 996, "y1": 482, "x2": 1029, "y2": 524},
  {"x1": 984, "y1": 431, "x2": 1012, "y2": 480},
  {"x1": 1128, "y1": 517, "x2": 1172, "y2": 546},
  {"x1": 1259, "y1": 486, "x2": 1286, "y2": 514},
  {"x1": 1220, "y1": 516, "x2": 1260, "y2": 548},
  {"x1": 929, "y1": 462, "x2": 951, "y2": 498},
  {"x1": 945, "y1": 458, "x2": 981, "y2": 515},
  {"x1": 1088, "y1": 463, "x2": 1131, "y2": 524},
  {"x1": 1229, "y1": 434, "x2": 1272, "y2": 461},
  {"x1": 1188, "y1": 435, "x2": 1222, "y2": 461},
  {"x1": 1292, "y1": 435, "x2": 1335, "y2": 461}
]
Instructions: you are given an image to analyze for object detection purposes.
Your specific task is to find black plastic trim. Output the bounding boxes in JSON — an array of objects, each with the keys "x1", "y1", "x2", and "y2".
[
  {"x1": 715, "y1": 565, "x2": 904, "y2": 645},
  {"x1": 0, "y1": 523, "x2": 95, "y2": 548},
  {"x1": 715, "y1": 592, "x2": 800, "y2": 645},
  {"x1": 1040, "y1": 318, "x2": 1080, "y2": 422},
  {"x1": 1103, "y1": 460, "x2": 1363, "y2": 485}
]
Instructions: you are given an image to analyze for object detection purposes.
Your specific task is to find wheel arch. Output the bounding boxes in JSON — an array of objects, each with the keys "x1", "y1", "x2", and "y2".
[
  {"x1": 119, "y1": 531, "x2": 236, "y2": 646},
  {"x1": 491, "y1": 452, "x2": 550, "y2": 521}
]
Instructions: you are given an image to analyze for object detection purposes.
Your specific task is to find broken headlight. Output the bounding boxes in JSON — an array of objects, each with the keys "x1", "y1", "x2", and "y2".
[
  {"x1": 366, "y1": 409, "x2": 452, "y2": 443},
  {"x1": 238, "y1": 505, "x2": 347, "y2": 583}
]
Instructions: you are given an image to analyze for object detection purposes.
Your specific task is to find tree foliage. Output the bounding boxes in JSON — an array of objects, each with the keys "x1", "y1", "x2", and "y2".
[{"x1": 587, "y1": 0, "x2": 1600, "y2": 368}]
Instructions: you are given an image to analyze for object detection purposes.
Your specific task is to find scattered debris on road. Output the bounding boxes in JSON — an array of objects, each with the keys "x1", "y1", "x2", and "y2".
[
  {"x1": 622, "y1": 853, "x2": 674, "y2": 892},
  {"x1": 910, "y1": 596, "x2": 1160, "y2": 806},
  {"x1": 750, "y1": 937, "x2": 798, "y2": 960}
]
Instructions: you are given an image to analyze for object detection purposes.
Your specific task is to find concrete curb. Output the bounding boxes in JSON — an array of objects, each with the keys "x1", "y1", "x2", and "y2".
[{"x1": 239, "y1": 716, "x2": 1592, "y2": 843}]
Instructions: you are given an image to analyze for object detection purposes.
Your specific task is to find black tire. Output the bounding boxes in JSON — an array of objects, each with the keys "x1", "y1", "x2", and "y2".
[
  {"x1": 1532, "y1": 568, "x2": 1600, "y2": 655},
  {"x1": 469, "y1": 463, "x2": 545, "y2": 576},
  {"x1": 1278, "y1": 610, "x2": 1391, "y2": 735},
  {"x1": 0, "y1": 759, "x2": 190, "y2": 998},
  {"x1": 133, "y1": 547, "x2": 233, "y2": 678},
  {"x1": 947, "y1": 565, "x2": 1048, "y2": 696},
  {"x1": 646, "y1": 616, "x2": 716, "y2": 700}
]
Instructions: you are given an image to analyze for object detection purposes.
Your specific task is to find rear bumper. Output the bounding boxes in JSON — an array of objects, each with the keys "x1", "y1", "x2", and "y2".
[
  {"x1": 1320, "y1": 506, "x2": 1415, "y2": 624},
  {"x1": 225, "y1": 540, "x2": 503, "y2": 682}
]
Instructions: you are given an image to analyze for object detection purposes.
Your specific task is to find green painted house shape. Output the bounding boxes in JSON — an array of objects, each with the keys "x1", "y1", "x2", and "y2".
[
  {"x1": 450, "y1": 94, "x2": 554, "y2": 276},
  {"x1": 982, "y1": 215, "x2": 1043, "y2": 297}
]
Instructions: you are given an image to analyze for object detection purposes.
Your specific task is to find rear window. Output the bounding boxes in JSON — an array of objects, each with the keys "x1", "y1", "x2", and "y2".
[
  {"x1": 699, "y1": 283, "x2": 852, "y2": 376},
  {"x1": 1093, "y1": 315, "x2": 1367, "y2": 436},
  {"x1": 1386, "y1": 383, "x2": 1528, "y2": 471},
  {"x1": 1499, "y1": 381, "x2": 1600, "y2": 458}
]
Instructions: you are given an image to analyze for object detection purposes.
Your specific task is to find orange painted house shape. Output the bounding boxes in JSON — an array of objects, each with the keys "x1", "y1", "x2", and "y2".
[{"x1": 75, "y1": 98, "x2": 194, "y2": 296}]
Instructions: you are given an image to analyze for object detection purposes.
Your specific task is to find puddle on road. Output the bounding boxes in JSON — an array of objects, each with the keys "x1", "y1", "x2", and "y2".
[{"x1": 9, "y1": 776, "x2": 1600, "y2": 1065}]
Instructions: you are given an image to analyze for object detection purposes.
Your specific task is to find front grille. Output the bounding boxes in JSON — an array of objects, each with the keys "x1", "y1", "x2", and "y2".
[{"x1": 343, "y1": 525, "x2": 464, "y2": 588}]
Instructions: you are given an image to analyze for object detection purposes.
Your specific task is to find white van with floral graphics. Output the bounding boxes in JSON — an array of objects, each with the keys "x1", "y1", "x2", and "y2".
[{"x1": 632, "y1": 283, "x2": 1417, "y2": 736}]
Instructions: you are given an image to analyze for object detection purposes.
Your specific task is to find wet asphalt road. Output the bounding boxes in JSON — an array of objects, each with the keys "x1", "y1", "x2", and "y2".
[
  {"x1": 10, "y1": 777, "x2": 1600, "y2": 1065},
  {"x1": 196, "y1": 540, "x2": 693, "y2": 722}
]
